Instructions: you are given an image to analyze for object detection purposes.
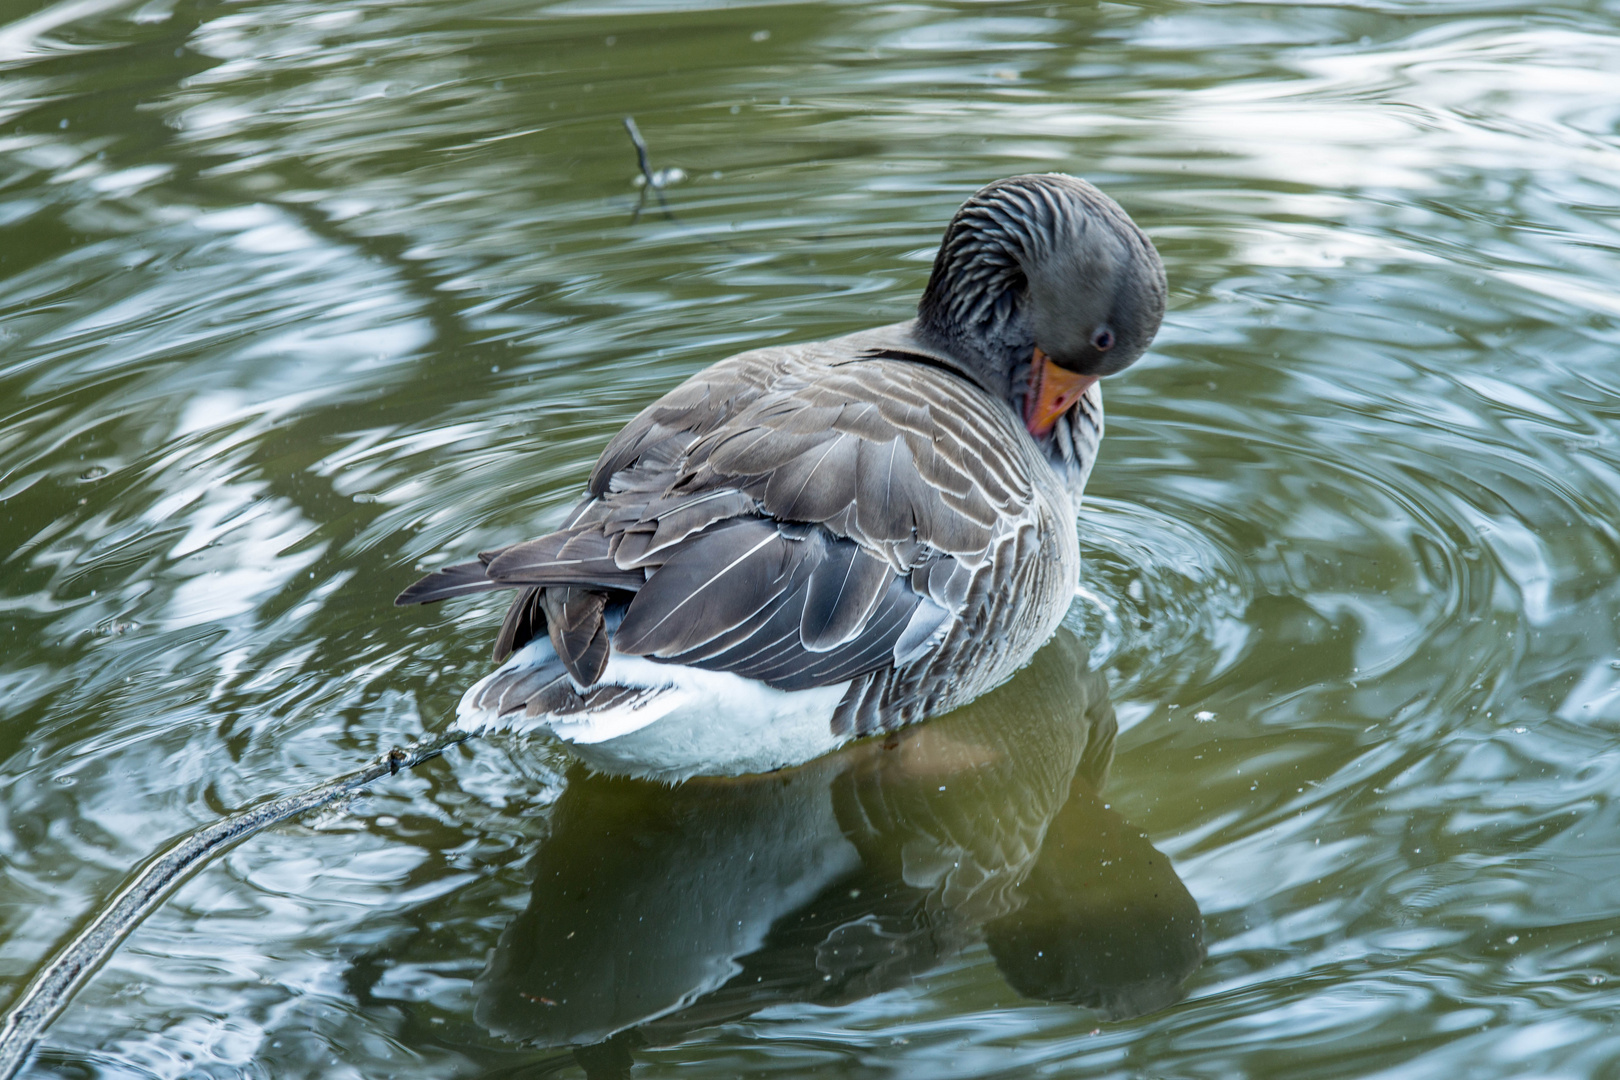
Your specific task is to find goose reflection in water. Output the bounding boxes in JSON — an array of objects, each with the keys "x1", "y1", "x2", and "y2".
[{"x1": 474, "y1": 629, "x2": 1202, "y2": 1073}]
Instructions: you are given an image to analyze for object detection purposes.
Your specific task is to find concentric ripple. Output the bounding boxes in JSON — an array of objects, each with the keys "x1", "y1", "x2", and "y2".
[{"x1": 1070, "y1": 496, "x2": 1251, "y2": 703}]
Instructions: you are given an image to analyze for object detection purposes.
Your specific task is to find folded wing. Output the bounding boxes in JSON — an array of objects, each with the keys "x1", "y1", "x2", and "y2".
[{"x1": 399, "y1": 348, "x2": 1036, "y2": 701}]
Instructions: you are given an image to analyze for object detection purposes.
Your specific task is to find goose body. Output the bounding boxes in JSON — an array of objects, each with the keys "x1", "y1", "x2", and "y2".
[{"x1": 399, "y1": 175, "x2": 1165, "y2": 781}]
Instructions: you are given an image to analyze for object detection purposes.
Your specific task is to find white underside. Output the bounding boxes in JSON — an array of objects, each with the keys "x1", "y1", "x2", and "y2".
[{"x1": 454, "y1": 638, "x2": 853, "y2": 782}]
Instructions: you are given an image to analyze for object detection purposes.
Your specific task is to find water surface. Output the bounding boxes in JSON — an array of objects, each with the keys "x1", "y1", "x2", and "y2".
[{"x1": 3, "y1": 0, "x2": 1620, "y2": 1076}]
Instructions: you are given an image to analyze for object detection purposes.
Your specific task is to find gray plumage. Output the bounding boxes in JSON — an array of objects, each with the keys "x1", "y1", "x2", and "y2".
[{"x1": 400, "y1": 174, "x2": 1165, "y2": 742}]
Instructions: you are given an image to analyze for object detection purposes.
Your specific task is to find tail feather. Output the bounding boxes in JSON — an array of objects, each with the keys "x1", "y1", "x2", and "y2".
[
  {"x1": 494, "y1": 586, "x2": 545, "y2": 662},
  {"x1": 395, "y1": 560, "x2": 505, "y2": 606},
  {"x1": 461, "y1": 636, "x2": 658, "y2": 730}
]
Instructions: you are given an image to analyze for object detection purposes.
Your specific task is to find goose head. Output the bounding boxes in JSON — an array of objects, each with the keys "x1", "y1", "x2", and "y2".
[{"x1": 915, "y1": 174, "x2": 1167, "y2": 440}]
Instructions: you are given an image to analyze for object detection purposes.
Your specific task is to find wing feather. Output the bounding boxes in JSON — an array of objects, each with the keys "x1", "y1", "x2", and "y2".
[
  {"x1": 801, "y1": 542, "x2": 893, "y2": 651},
  {"x1": 762, "y1": 432, "x2": 861, "y2": 524},
  {"x1": 542, "y1": 587, "x2": 612, "y2": 685},
  {"x1": 615, "y1": 519, "x2": 810, "y2": 657},
  {"x1": 398, "y1": 333, "x2": 1059, "y2": 710},
  {"x1": 767, "y1": 577, "x2": 923, "y2": 688},
  {"x1": 638, "y1": 489, "x2": 757, "y2": 563},
  {"x1": 493, "y1": 586, "x2": 544, "y2": 662}
]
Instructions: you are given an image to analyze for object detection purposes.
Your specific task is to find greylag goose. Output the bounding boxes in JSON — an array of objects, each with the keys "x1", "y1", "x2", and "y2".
[{"x1": 398, "y1": 173, "x2": 1166, "y2": 780}]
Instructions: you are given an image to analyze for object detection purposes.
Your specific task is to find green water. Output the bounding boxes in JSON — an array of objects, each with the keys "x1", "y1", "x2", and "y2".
[{"x1": 3, "y1": 0, "x2": 1620, "y2": 1075}]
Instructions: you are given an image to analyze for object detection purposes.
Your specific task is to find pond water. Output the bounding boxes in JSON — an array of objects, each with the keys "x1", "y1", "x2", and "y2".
[{"x1": 3, "y1": 0, "x2": 1620, "y2": 1075}]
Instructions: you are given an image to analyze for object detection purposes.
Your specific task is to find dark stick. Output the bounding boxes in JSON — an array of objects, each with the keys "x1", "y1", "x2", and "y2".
[
  {"x1": 623, "y1": 116, "x2": 676, "y2": 223},
  {"x1": 0, "y1": 730, "x2": 474, "y2": 1080},
  {"x1": 623, "y1": 116, "x2": 655, "y2": 187}
]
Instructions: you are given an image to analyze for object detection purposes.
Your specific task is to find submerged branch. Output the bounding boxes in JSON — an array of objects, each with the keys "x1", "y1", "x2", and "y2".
[{"x1": 0, "y1": 730, "x2": 474, "y2": 1080}]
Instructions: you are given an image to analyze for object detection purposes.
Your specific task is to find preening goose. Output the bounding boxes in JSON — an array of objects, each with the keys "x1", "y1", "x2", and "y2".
[{"x1": 398, "y1": 174, "x2": 1166, "y2": 781}]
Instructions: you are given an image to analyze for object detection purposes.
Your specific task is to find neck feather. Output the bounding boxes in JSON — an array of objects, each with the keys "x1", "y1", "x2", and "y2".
[{"x1": 915, "y1": 188, "x2": 1060, "y2": 403}]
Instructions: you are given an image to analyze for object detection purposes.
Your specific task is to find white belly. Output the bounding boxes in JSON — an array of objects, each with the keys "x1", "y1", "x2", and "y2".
[{"x1": 453, "y1": 638, "x2": 853, "y2": 782}]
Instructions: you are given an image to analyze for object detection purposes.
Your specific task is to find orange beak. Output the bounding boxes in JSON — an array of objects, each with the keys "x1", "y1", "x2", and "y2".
[{"x1": 1023, "y1": 346, "x2": 1098, "y2": 438}]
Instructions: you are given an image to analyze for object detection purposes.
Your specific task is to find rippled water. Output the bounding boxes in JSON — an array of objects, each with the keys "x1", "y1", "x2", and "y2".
[{"x1": 3, "y1": 0, "x2": 1620, "y2": 1075}]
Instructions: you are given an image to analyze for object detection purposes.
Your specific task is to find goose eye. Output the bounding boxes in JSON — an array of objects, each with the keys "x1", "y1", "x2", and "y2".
[{"x1": 1091, "y1": 327, "x2": 1116, "y2": 351}]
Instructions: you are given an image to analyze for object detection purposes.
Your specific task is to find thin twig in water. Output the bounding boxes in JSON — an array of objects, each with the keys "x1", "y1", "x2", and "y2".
[
  {"x1": 0, "y1": 730, "x2": 474, "y2": 1080},
  {"x1": 623, "y1": 116, "x2": 679, "y2": 223},
  {"x1": 624, "y1": 116, "x2": 655, "y2": 186}
]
